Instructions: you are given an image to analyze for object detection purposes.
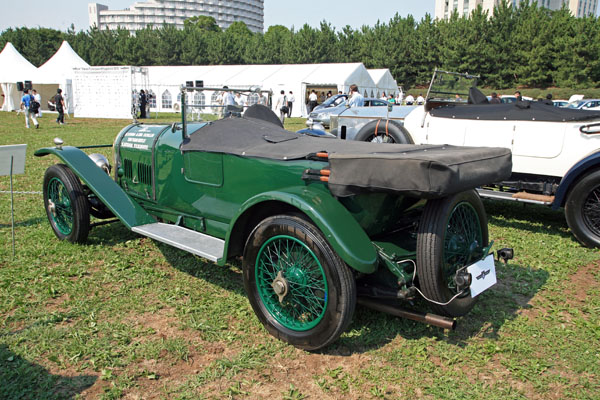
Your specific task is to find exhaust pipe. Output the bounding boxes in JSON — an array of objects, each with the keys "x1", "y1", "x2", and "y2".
[{"x1": 357, "y1": 298, "x2": 456, "y2": 330}]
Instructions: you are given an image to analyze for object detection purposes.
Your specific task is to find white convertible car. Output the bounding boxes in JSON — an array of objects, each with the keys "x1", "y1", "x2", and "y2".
[{"x1": 329, "y1": 71, "x2": 600, "y2": 248}]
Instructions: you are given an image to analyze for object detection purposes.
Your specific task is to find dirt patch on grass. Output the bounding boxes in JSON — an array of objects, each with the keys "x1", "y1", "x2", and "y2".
[{"x1": 565, "y1": 260, "x2": 600, "y2": 305}]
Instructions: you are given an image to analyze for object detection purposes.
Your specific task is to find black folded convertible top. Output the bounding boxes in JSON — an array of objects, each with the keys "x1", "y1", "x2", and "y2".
[
  {"x1": 429, "y1": 101, "x2": 600, "y2": 122},
  {"x1": 182, "y1": 107, "x2": 512, "y2": 198}
]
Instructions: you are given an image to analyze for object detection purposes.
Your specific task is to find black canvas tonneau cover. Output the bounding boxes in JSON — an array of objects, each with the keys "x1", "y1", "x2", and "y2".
[
  {"x1": 182, "y1": 109, "x2": 512, "y2": 198},
  {"x1": 430, "y1": 101, "x2": 600, "y2": 122}
]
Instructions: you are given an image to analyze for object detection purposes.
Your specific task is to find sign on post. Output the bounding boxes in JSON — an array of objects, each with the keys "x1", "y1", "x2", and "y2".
[{"x1": 0, "y1": 144, "x2": 28, "y2": 258}]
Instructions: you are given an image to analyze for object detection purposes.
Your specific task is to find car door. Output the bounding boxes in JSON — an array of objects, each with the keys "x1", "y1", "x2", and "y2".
[
  {"x1": 463, "y1": 119, "x2": 514, "y2": 149},
  {"x1": 425, "y1": 114, "x2": 467, "y2": 146},
  {"x1": 512, "y1": 121, "x2": 565, "y2": 159}
]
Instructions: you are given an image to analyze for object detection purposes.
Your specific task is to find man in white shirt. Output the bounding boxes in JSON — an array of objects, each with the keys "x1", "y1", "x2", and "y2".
[
  {"x1": 416, "y1": 94, "x2": 425, "y2": 105},
  {"x1": 287, "y1": 91, "x2": 295, "y2": 117},
  {"x1": 307, "y1": 90, "x2": 318, "y2": 114},
  {"x1": 32, "y1": 89, "x2": 42, "y2": 117},
  {"x1": 348, "y1": 84, "x2": 365, "y2": 108},
  {"x1": 275, "y1": 90, "x2": 287, "y2": 123},
  {"x1": 405, "y1": 94, "x2": 415, "y2": 105}
]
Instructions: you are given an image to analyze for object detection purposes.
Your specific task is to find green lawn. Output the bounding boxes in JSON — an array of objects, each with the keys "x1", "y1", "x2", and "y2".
[{"x1": 1, "y1": 111, "x2": 599, "y2": 399}]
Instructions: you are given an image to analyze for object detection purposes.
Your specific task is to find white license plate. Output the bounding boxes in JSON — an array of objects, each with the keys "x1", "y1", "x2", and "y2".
[{"x1": 467, "y1": 253, "x2": 497, "y2": 298}]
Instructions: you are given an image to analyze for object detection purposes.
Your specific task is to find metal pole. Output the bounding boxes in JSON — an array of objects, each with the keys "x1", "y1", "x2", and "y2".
[{"x1": 10, "y1": 155, "x2": 15, "y2": 258}]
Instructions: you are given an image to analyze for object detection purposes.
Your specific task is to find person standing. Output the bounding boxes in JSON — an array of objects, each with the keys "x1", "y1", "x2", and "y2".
[
  {"x1": 490, "y1": 92, "x2": 501, "y2": 104},
  {"x1": 275, "y1": 90, "x2": 287, "y2": 123},
  {"x1": 416, "y1": 94, "x2": 425, "y2": 105},
  {"x1": 287, "y1": 91, "x2": 295, "y2": 117},
  {"x1": 307, "y1": 90, "x2": 318, "y2": 114},
  {"x1": 20, "y1": 89, "x2": 39, "y2": 129},
  {"x1": 32, "y1": 89, "x2": 42, "y2": 117},
  {"x1": 55, "y1": 88, "x2": 66, "y2": 125},
  {"x1": 139, "y1": 90, "x2": 147, "y2": 119},
  {"x1": 405, "y1": 93, "x2": 415, "y2": 105},
  {"x1": 348, "y1": 84, "x2": 365, "y2": 108}
]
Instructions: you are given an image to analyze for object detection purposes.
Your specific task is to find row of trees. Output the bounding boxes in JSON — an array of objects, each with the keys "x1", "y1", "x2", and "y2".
[{"x1": 1, "y1": 2, "x2": 599, "y2": 89}]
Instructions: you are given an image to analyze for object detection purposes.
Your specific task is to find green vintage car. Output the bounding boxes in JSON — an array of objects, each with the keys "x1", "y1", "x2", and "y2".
[{"x1": 36, "y1": 97, "x2": 512, "y2": 350}]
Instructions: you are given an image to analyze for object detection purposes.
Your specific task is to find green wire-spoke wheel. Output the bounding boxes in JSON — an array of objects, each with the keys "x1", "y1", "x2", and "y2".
[
  {"x1": 417, "y1": 190, "x2": 488, "y2": 317},
  {"x1": 43, "y1": 164, "x2": 90, "y2": 243},
  {"x1": 243, "y1": 215, "x2": 356, "y2": 350}
]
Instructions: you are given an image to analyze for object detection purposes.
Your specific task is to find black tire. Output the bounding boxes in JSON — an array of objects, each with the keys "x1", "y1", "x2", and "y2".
[
  {"x1": 43, "y1": 164, "x2": 90, "y2": 243},
  {"x1": 565, "y1": 169, "x2": 600, "y2": 248},
  {"x1": 354, "y1": 119, "x2": 414, "y2": 144},
  {"x1": 242, "y1": 215, "x2": 356, "y2": 350},
  {"x1": 416, "y1": 190, "x2": 488, "y2": 317}
]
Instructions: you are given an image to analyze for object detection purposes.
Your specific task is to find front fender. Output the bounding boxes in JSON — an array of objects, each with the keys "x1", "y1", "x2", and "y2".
[
  {"x1": 554, "y1": 150, "x2": 600, "y2": 209},
  {"x1": 35, "y1": 146, "x2": 155, "y2": 229},
  {"x1": 224, "y1": 186, "x2": 378, "y2": 274}
]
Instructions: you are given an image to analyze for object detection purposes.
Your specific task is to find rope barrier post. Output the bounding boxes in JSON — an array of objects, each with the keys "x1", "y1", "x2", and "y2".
[{"x1": 10, "y1": 155, "x2": 15, "y2": 258}]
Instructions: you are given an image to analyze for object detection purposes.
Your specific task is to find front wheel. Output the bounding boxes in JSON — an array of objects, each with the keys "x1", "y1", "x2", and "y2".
[
  {"x1": 565, "y1": 169, "x2": 600, "y2": 248},
  {"x1": 43, "y1": 164, "x2": 90, "y2": 243},
  {"x1": 243, "y1": 215, "x2": 356, "y2": 350},
  {"x1": 416, "y1": 190, "x2": 488, "y2": 317}
]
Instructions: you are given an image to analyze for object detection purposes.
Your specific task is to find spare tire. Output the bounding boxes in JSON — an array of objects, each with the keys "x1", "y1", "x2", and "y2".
[{"x1": 354, "y1": 119, "x2": 413, "y2": 144}]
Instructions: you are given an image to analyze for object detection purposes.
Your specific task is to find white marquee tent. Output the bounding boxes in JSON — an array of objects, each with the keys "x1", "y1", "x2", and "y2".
[
  {"x1": 368, "y1": 69, "x2": 400, "y2": 99},
  {"x1": 36, "y1": 41, "x2": 90, "y2": 114},
  {"x1": 0, "y1": 42, "x2": 38, "y2": 112},
  {"x1": 144, "y1": 63, "x2": 396, "y2": 117}
]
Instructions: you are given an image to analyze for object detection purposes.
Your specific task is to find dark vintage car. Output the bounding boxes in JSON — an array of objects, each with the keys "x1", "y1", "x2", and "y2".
[{"x1": 36, "y1": 90, "x2": 512, "y2": 350}]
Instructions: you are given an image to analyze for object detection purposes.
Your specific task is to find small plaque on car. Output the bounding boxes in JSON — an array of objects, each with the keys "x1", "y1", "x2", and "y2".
[{"x1": 467, "y1": 253, "x2": 497, "y2": 298}]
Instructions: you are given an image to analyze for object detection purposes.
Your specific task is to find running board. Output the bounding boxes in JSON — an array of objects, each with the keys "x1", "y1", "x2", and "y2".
[
  {"x1": 477, "y1": 189, "x2": 554, "y2": 206},
  {"x1": 132, "y1": 223, "x2": 224, "y2": 262}
]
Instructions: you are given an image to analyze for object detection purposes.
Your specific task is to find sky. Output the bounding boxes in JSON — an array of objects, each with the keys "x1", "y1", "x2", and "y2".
[{"x1": 0, "y1": 1, "x2": 434, "y2": 33}]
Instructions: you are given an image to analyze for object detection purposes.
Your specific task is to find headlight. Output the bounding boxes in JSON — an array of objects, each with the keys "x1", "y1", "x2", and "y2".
[
  {"x1": 317, "y1": 113, "x2": 328, "y2": 120},
  {"x1": 89, "y1": 153, "x2": 111, "y2": 174}
]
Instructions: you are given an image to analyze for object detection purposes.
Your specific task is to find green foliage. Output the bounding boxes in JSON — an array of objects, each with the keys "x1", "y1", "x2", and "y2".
[{"x1": 1, "y1": 0, "x2": 600, "y2": 89}]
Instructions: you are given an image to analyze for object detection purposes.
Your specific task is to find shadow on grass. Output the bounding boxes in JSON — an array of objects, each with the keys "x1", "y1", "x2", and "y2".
[
  {"x1": 0, "y1": 345, "x2": 96, "y2": 400},
  {"x1": 0, "y1": 217, "x2": 45, "y2": 229}
]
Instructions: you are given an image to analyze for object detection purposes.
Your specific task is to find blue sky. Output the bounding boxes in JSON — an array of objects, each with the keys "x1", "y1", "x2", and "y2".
[{"x1": 0, "y1": 1, "x2": 434, "y2": 32}]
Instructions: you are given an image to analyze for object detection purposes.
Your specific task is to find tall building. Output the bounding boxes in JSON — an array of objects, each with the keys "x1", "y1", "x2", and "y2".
[
  {"x1": 434, "y1": 0, "x2": 598, "y2": 19},
  {"x1": 88, "y1": 0, "x2": 264, "y2": 33}
]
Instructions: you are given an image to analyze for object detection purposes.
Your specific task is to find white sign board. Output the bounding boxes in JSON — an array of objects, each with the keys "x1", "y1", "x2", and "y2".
[
  {"x1": 0, "y1": 144, "x2": 27, "y2": 176},
  {"x1": 73, "y1": 67, "x2": 133, "y2": 119}
]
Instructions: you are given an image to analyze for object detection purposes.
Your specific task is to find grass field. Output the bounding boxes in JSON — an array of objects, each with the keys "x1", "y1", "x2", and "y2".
[{"x1": 1, "y1": 111, "x2": 599, "y2": 400}]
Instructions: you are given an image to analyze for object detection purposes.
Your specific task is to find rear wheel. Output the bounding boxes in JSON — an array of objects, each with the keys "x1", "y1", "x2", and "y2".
[
  {"x1": 565, "y1": 170, "x2": 600, "y2": 248},
  {"x1": 355, "y1": 119, "x2": 413, "y2": 144},
  {"x1": 243, "y1": 215, "x2": 356, "y2": 350},
  {"x1": 416, "y1": 190, "x2": 488, "y2": 317},
  {"x1": 43, "y1": 164, "x2": 90, "y2": 243}
]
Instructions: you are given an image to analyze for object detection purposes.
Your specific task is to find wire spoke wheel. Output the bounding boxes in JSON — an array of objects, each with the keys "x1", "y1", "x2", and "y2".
[
  {"x1": 417, "y1": 190, "x2": 488, "y2": 317},
  {"x1": 43, "y1": 164, "x2": 90, "y2": 243},
  {"x1": 47, "y1": 177, "x2": 74, "y2": 235},
  {"x1": 369, "y1": 134, "x2": 395, "y2": 144},
  {"x1": 243, "y1": 215, "x2": 355, "y2": 350},
  {"x1": 443, "y1": 202, "x2": 483, "y2": 293},
  {"x1": 582, "y1": 184, "x2": 600, "y2": 237},
  {"x1": 255, "y1": 235, "x2": 328, "y2": 331}
]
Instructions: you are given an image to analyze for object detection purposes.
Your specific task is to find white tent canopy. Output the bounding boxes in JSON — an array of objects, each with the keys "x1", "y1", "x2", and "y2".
[
  {"x1": 0, "y1": 42, "x2": 38, "y2": 111},
  {"x1": 35, "y1": 41, "x2": 90, "y2": 114},
  {"x1": 145, "y1": 62, "x2": 386, "y2": 117},
  {"x1": 368, "y1": 69, "x2": 399, "y2": 99}
]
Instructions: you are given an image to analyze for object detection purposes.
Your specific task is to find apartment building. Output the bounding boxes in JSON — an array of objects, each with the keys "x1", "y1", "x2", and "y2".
[
  {"x1": 89, "y1": 0, "x2": 264, "y2": 33},
  {"x1": 435, "y1": 0, "x2": 598, "y2": 19}
]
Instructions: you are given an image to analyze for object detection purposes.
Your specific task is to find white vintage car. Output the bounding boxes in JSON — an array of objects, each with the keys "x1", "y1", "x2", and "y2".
[{"x1": 329, "y1": 71, "x2": 600, "y2": 248}]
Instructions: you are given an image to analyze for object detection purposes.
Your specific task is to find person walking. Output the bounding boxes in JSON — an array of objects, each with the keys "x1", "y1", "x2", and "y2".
[
  {"x1": 275, "y1": 90, "x2": 288, "y2": 123},
  {"x1": 348, "y1": 84, "x2": 365, "y2": 108},
  {"x1": 287, "y1": 91, "x2": 295, "y2": 117},
  {"x1": 55, "y1": 88, "x2": 66, "y2": 125},
  {"x1": 20, "y1": 89, "x2": 39, "y2": 129},
  {"x1": 32, "y1": 89, "x2": 42, "y2": 117}
]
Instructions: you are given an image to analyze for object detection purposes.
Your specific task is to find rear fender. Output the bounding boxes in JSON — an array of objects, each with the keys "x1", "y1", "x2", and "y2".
[
  {"x1": 35, "y1": 146, "x2": 156, "y2": 229},
  {"x1": 554, "y1": 151, "x2": 600, "y2": 209},
  {"x1": 224, "y1": 187, "x2": 378, "y2": 274}
]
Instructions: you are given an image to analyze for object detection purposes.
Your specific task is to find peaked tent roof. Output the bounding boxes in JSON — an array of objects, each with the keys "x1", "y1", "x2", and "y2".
[
  {"x1": 368, "y1": 69, "x2": 398, "y2": 92},
  {"x1": 36, "y1": 41, "x2": 90, "y2": 83},
  {"x1": 0, "y1": 42, "x2": 38, "y2": 83}
]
